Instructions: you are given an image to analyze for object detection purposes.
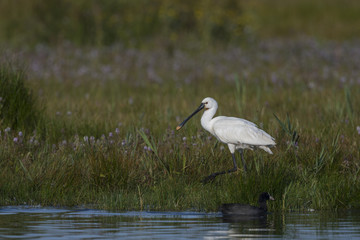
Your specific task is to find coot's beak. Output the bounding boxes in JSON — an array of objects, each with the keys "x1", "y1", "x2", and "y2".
[
  {"x1": 270, "y1": 195, "x2": 275, "y2": 201},
  {"x1": 176, "y1": 103, "x2": 205, "y2": 130}
]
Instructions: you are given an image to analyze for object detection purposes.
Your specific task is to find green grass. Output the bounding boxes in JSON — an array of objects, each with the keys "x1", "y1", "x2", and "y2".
[
  {"x1": 0, "y1": 38, "x2": 359, "y2": 211},
  {"x1": 246, "y1": 0, "x2": 360, "y2": 40},
  {"x1": 0, "y1": 0, "x2": 359, "y2": 212},
  {"x1": 0, "y1": 61, "x2": 44, "y2": 134}
]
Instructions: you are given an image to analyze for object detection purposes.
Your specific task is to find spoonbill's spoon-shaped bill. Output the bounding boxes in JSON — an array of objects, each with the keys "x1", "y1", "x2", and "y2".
[{"x1": 176, "y1": 103, "x2": 204, "y2": 130}]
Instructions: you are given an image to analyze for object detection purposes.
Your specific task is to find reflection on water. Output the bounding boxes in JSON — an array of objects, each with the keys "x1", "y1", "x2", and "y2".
[{"x1": 0, "y1": 206, "x2": 360, "y2": 239}]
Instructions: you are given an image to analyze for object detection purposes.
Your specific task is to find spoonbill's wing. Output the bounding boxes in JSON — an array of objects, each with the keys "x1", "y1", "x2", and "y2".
[{"x1": 212, "y1": 117, "x2": 275, "y2": 146}]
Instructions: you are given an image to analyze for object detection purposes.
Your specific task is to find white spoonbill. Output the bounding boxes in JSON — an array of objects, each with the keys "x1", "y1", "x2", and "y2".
[{"x1": 176, "y1": 97, "x2": 275, "y2": 175}]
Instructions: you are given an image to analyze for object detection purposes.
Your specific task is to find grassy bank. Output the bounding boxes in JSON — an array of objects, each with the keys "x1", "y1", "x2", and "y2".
[{"x1": 0, "y1": 39, "x2": 359, "y2": 211}]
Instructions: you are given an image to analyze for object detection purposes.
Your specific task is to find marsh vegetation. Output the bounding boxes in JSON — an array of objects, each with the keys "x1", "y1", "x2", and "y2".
[{"x1": 0, "y1": 0, "x2": 359, "y2": 212}]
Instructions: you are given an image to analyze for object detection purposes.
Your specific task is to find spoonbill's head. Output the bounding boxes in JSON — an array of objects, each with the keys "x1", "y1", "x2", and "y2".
[
  {"x1": 176, "y1": 97, "x2": 217, "y2": 130},
  {"x1": 201, "y1": 97, "x2": 218, "y2": 110}
]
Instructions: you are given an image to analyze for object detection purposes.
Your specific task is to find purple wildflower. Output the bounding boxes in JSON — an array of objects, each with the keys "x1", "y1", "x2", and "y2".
[
  {"x1": 144, "y1": 146, "x2": 152, "y2": 152},
  {"x1": 340, "y1": 76, "x2": 346, "y2": 83},
  {"x1": 128, "y1": 97, "x2": 134, "y2": 105}
]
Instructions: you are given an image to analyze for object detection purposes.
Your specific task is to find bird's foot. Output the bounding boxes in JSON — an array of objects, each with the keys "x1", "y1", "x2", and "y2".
[
  {"x1": 201, "y1": 173, "x2": 219, "y2": 184},
  {"x1": 202, "y1": 168, "x2": 238, "y2": 184},
  {"x1": 227, "y1": 167, "x2": 238, "y2": 173}
]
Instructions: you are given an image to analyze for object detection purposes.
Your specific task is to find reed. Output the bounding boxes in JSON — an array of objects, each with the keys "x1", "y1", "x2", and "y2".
[{"x1": 0, "y1": 62, "x2": 44, "y2": 134}]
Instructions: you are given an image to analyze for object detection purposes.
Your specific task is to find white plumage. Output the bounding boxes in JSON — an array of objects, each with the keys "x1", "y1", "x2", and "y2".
[
  {"x1": 177, "y1": 97, "x2": 276, "y2": 172},
  {"x1": 210, "y1": 117, "x2": 275, "y2": 153}
]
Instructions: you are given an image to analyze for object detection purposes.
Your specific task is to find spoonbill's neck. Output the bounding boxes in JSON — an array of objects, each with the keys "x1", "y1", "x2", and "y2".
[{"x1": 201, "y1": 106, "x2": 217, "y2": 133}]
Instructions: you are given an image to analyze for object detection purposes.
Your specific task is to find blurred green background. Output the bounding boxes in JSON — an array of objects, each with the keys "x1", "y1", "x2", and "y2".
[{"x1": 1, "y1": 0, "x2": 360, "y2": 47}]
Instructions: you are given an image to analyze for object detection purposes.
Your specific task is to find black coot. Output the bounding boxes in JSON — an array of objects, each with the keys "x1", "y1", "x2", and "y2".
[{"x1": 221, "y1": 192, "x2": 274, "y2": 217}]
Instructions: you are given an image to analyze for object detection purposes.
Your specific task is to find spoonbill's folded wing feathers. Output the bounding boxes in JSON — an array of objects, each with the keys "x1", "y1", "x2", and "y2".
[
  {"x1": 212, "y1": 117, "x2": 275, "y2": 146},
  {"x1": 222, "y1": 117, "x2": 258, "y2": 127}
]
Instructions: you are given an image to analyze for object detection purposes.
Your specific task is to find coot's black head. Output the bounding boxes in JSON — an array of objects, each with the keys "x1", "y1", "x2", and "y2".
[{"x1": 258, "y1": 192, "x2": 275, "y2": 203}]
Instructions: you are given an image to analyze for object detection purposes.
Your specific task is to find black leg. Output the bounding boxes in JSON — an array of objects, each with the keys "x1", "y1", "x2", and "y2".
[
  {"x1": 202, "y1": 153, "x2": 239, "y2": 184},
  {"x1": 240, "y1": 149, "x2": 247, "y2": 172},
  {"x1": 202, "y1": 169, "x2": 236, "y2": 184},
  {"x1": 231, "y1": 153, "x2": 238, "y2": 171}
]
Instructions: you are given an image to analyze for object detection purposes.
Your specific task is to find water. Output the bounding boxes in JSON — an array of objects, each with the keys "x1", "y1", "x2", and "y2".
[{"x1": 1, "y1": 207, "x2": 360, "y2": 239}]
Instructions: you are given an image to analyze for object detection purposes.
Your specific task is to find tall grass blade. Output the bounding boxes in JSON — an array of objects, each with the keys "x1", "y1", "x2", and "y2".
[
  {"x1": 344, "y1": 86, "x2": 354, "y2": 124},
  {"x1": 273, "y1": 113, "x2": 290, "y2": 136},
  {"x1": 137, "y1": 129, "x2": 158, "y2": 157},
  {"x1": 234, "y1": 74, "x2": 246, "y2": 114},
  {"x1": 137, "y1": 129, "x2": 169, "y2": 174},
  {"x1": 315, "y1": 146, "x2": 327, "y2": 174},
  {"x1": 18, "y1": 158, "x2": 33, "y2": 182}
]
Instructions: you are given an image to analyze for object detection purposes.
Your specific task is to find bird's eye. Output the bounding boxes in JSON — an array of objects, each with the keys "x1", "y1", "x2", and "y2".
[{"x1": 205, "y1": 102, "x2": 208, "y2": 104}]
